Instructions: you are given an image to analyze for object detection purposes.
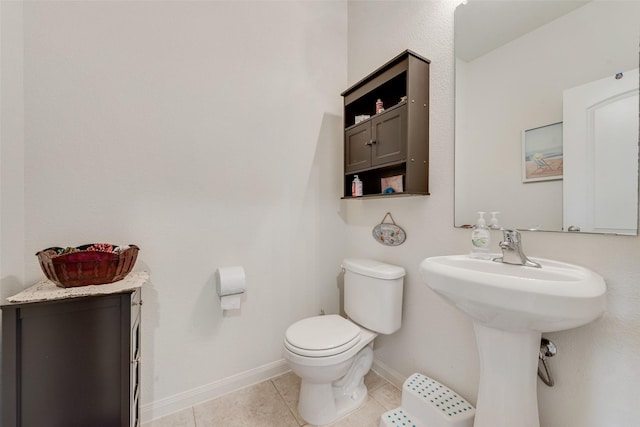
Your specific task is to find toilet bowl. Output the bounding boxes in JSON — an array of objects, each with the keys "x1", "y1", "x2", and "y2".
[
  {"x1": 283, "y1": 259, "x2": 405, "y2": 426},
  {"x1": 284, "y1": 315, "x2": 377, "y2": 425}
]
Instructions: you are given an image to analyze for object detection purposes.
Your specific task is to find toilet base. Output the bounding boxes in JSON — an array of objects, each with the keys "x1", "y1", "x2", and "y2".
[
  {"x1": 297, "y1": 344, "x2": 373, "y2": 425},
  {"x1": 299, "y1": 380, "x2": 368, "y2": 426}
]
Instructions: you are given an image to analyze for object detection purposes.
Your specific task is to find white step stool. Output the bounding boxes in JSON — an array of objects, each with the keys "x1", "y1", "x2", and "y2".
[{"x1": 380, "y1": 373, "x2": 475, "y2": 427}]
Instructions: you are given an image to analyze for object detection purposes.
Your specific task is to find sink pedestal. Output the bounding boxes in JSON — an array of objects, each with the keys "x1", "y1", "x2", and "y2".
[
  {"x1": 473, "y1": 323, "x2": 541, "y2": 427},
  {"x1": 420, "y1": 255, "x2": 606, "y2": 427}
]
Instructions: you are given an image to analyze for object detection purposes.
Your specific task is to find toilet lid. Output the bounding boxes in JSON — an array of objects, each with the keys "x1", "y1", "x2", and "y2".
[{"x1": 285, "y1": 314, "x2": 361, "y2": 357}]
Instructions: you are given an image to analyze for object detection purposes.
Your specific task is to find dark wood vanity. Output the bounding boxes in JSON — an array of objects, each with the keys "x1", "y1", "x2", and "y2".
[{"x1": 1, "y1": 274, "x2": 145, "y2": 427}]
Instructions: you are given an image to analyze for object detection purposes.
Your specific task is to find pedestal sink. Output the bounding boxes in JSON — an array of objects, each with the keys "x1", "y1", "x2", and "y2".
[{"x1": 419, "y1": 255, "x2": 606, "y2": 427}]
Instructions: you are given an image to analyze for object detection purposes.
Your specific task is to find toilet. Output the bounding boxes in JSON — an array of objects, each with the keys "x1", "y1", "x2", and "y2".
[{"x1": 283, "y1": 258, "x2": 405, "y2": 426}]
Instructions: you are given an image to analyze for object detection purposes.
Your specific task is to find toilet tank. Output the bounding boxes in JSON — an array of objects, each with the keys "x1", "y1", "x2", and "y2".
[{"x1": 343, "y1": 258, "x2": 405, "y2": 334}]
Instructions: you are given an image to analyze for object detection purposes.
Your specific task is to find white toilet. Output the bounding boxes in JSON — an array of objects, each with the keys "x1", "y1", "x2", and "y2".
[{"x1": 283, "y1": 258, "x2": 405, "y2": 426}]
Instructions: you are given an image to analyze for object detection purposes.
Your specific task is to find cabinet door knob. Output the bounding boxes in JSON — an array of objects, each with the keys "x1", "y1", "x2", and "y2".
[
  {"x1": 365, "y1": 140, "x2": 373, "y2": 146},
  {"x1": 132, "y1": 300, "x2": 143, "y2": 306}
]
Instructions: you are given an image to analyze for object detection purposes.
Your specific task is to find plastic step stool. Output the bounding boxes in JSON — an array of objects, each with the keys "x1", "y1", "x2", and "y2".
[{"x1": 379, "y1": 373, "x2": 475, "y2": 427}]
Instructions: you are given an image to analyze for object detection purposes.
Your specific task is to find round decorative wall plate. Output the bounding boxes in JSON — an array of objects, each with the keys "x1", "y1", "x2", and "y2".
[{"x1": 372, "y1": 212, "x2": 406, "y2": 246}]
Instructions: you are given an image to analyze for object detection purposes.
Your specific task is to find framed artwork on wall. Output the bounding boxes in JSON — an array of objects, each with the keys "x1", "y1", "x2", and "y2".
[{"x1": 522, "y1": 122, "x2": 564, "y2": 183}]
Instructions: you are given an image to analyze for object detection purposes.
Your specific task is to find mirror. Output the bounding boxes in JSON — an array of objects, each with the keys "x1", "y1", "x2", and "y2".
[{"x1": 454, "y1": 1, "x2": 640, "y2": 235}]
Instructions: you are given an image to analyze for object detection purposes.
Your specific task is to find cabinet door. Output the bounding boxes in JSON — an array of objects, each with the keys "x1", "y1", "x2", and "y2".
[
  {"x1": 345, "y1": 123, "x2": 372, "y2": 173},
  {"x1": 2, "y1": 292, "x2": 136, "y2": 427},
  {"x1": 20, "y1": 295, "x2": 125, "y2": 426},
  {"x1": 371, "y1": 104, "x2": 407, "y2": 167}
]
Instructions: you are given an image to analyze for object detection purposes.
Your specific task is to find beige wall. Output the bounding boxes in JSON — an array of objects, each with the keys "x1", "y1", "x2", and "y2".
[
  {"x1": 346, "y1": 2, "x2": 640, "y2": 427},
  {"x1": 0, "y1": 1, "x2": 26, "y2": 300},
  {"x1": 3, "y1": 0, "x2": 347, "y2": 421},
  {"x1": 2, "y1": 1, "x2": 639, "y2": 426}
]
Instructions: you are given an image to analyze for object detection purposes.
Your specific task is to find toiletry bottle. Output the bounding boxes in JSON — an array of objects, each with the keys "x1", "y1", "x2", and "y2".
[
  {"x1": 470, "y1": 211, "x2": 491, "y2": 259},
  {"x1": 352, "y1": 175, "x2": 363, "y2": 197},
  {"x1": 489, "y1": 211, "x2": 501, "y2": 230}
]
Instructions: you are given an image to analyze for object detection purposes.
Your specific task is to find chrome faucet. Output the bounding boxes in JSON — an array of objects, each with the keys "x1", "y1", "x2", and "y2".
[{"x1": 493, "y1": 229, "x2": 541, "y2": 268}]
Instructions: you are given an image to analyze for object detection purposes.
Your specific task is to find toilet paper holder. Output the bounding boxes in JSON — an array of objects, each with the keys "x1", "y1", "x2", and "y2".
[{"x1": 215, "y1": 266, "x2": 246, "y2": 311}]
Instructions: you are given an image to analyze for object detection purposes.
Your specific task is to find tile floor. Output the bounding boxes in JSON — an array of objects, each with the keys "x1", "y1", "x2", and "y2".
[{"x1": 142, "y1": 370, "x2": 401, "y2": 427}]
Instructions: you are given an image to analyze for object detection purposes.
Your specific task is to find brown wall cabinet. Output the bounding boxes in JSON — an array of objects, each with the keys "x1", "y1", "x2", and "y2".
[
  {"x1": 342, "y1": 50, "x2": 430, "y2": 198},
  {"x1": 2, "y1": 289, "x2": 142, "y2": 427}
]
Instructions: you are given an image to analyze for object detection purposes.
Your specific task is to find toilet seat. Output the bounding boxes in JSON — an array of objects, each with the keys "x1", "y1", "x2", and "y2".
[{"x1": 284, "y1": 314, "x2": 361, "y2": 357}]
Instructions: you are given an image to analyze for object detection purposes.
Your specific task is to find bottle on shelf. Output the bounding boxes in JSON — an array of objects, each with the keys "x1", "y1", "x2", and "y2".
[{"x1": 352, "y1": 175, "x2": 363, "y2": 197}]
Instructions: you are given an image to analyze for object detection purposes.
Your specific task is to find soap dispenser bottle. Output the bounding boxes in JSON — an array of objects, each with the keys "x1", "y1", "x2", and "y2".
[
  {"x1": 470, "y1": 211, "x2": 491, "y2": 259},
  {"x1": 351, "y1": 175, "x2": 363, "y2": 197},
  {"x1": 489, "y1": 211, "x2": 501, "y2": 230}
]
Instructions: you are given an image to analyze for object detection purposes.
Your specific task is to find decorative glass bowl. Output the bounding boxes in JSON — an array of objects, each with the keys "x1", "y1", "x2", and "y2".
[{"x1": 36, "y1": 243, "x2": 140, "y2": 288}]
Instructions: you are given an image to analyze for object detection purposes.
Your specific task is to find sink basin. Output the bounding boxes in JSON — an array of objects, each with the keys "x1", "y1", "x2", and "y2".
[
  {"x1": 419, "y1": 255, "x2": 606, "y2": 427},
  {"x1": 419, "y1": 255, "x2": 606, "y2": 332}
]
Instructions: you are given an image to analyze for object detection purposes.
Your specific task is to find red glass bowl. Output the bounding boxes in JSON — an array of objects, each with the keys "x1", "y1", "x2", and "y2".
[{"x1": 36, "y1": 244, "x2": 140, "y2": 288}]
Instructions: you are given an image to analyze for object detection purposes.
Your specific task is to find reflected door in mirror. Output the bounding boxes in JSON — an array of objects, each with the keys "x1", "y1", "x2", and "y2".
[{"x1": 563, "y1": 69, "x2": 639, "y2": 234}]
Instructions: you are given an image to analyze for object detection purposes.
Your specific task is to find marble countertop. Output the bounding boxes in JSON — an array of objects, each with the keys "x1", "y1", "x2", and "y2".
[{"x1": 5, "y1": 271, "x2": 149, "y2": 304}]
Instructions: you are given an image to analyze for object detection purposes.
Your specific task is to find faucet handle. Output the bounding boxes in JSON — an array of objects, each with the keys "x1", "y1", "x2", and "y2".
[
  {"x1": 501, "y1": 229, "x2": 521, "y2": 244},
  {"x1": 496, "y1": 229, "x2": 541, "y2": 268}
]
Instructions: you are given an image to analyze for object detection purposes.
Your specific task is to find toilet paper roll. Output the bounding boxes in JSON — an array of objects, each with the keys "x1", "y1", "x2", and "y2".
[
  {"x1": 215, "y1": 266, "x2": 246, "y2": 297},
  {"x1": 220, "y1": 293, "x2": 242, "y2": 310}
]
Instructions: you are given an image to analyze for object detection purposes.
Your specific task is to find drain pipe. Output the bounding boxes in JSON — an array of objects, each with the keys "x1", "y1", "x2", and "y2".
[{"x1": 538, "y1": 338, "x2": 557, "y2": 387}]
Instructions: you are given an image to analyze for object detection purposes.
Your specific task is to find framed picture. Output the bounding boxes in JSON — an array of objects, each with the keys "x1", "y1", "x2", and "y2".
[{"x1": 522, "y1": 122, "x2": 563, "y2": 183}]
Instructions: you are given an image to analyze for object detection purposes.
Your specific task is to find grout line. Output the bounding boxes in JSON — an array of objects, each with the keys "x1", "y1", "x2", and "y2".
[
  {"x1": 270, "y1": 377, "x2": 305, "y2": 427},
  {"x1": 183, "y1": 370, "x2": 394, "y2": 427},
  {"x1": 190, "y1": 406, "x2": 197, "y2": 427}
]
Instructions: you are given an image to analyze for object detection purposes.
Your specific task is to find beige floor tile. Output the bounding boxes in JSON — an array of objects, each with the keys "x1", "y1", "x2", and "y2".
[
  {"x1": 145, "y1": 370, "x2": 398, "y2": 427},
  {"x1": 370, "y1": 383, "x2": 402, "y2": 411},
  {"x1": 193, "y1": 380, "x2": 299, "y2": 427},
  {"x1": 141, "y1": 407, "x2": 195, "y2": 427},
  {"x1": 271, "y1": 371, "x2": 305, "y2": 425},
  {"x1": 327, "y1": 397, "x2": 387, "y2": 427},
  {"x1": 364, "y1": 370, "x2": 387, "y2": 392}
]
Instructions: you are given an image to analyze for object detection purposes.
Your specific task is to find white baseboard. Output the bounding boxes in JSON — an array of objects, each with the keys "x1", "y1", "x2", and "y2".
[
  {"x1": 140, "y1": 357, "x2": 408, "y2": 424},
  {"x1": 371, "y1": 358, "x2": 408, "y2": 389},
  {"x1": 140, "y1": 359, "x2": 290, "y2": 423}
]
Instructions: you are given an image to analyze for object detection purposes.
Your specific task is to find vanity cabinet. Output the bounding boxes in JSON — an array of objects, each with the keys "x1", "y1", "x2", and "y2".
[
  {"x1": 2, "y1": 289, "x2": 142, "y2": 427},
  {"x1": 342, "y1": 50, "x2": 430, "y2": 198}
]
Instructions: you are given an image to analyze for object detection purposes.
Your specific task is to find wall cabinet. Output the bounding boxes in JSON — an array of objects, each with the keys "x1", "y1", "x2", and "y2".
[
  {"x1": 345, "y1": 103, "x2": 407, "y2": 172},
  {"x1": 342, "y1": 50, "x2": 430, "y2": 198},
  {"x1": 2, "y1": 289, "x2": 142, "y2": 427}
]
